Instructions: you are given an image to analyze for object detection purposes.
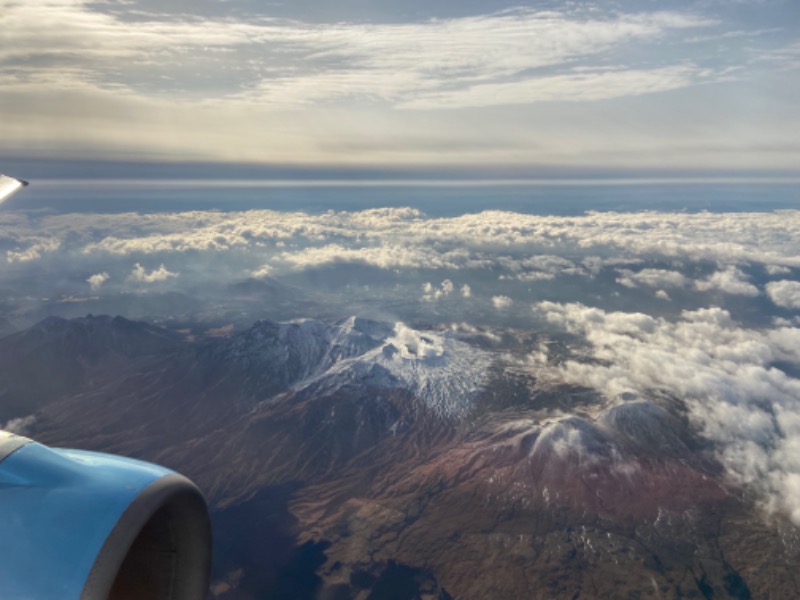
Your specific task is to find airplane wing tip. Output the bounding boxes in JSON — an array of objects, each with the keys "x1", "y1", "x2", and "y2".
[{"x1": 0, "y1": 173, "x2": 29, "y2": 204}]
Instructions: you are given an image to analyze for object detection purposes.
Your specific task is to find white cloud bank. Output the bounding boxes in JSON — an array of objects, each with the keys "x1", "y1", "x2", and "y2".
[
  {"x1": 534, "y1": 301, "x2": 800, "y2": 524},
  {"x1": 9, "y1": 208, "x2": 795, "y2": 268},
  {"x1": 2, "y1": 210, "x2": 799, "y2": 306}
]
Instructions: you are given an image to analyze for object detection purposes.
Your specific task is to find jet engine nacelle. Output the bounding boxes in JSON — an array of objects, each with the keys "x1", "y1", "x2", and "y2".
[{"x1": 0, "y1": 431, "x2": 211, "y2": 599}]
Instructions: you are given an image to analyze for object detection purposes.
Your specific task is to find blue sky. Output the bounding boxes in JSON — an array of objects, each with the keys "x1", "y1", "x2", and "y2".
[{"x1": 1, "y1": 0, "x2": 798, "y2": 170}]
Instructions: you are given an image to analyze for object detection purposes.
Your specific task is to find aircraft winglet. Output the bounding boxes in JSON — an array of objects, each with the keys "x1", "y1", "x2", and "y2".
[{"x1": 0, "y1": 173, "x2": 28, "y2": 205}]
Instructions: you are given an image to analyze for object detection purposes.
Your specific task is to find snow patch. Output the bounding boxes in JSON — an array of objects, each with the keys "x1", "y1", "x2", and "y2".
[{"x1": 291, "y1": 319, "x2": 493, "y2": 418}]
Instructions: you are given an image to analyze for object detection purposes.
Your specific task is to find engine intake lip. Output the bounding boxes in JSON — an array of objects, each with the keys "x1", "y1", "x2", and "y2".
[{"x1": 82, "y1": 473, "x2": 212, "y2": 600}]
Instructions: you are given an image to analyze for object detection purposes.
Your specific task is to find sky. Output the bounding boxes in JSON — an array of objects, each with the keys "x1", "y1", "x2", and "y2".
[{"x1": 1, "y1": 0, "x2": 799, "y2": 170}]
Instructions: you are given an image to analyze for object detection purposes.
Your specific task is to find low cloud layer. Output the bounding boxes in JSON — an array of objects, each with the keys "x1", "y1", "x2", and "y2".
[
  {"x1": 1, "y1": 207, "x2": 798, "y2": 329},
  {"x1": 4, "y1": 208, "x2": 800, "y2": 271}
]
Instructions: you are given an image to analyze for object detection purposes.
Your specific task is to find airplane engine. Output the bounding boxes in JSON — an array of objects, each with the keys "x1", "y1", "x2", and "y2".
[{"x1": 0, "y1": 431, "x2": 211, "y2": 599}]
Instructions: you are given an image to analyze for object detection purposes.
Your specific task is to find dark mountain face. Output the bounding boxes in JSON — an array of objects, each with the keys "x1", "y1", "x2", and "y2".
[
  {"x1": 4, "y1": 315, "x2": 799, "y2": 599},
  {"x1": 0, "y1": 314, "x2": 183, "y2": 421}
]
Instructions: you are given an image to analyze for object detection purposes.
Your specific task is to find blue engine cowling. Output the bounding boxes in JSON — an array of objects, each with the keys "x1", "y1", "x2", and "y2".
[{"x1": 0, "y1": 431, "x2": 211, "y2": 599}]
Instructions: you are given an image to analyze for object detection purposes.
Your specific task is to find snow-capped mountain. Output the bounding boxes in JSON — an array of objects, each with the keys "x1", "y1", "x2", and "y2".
[
  {"x1": 211, "y1": 316, "x2": 492, "y2": 417},
  {"x1": 290, "y1": 320, "x2": 493, "y2": 418}
]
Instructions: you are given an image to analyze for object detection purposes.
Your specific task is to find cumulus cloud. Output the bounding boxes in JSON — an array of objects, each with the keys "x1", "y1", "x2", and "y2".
[
  {"x1": 492, "y1": 295, "x2": 513, "y2": 309},
  {"x1": 766, "y1": 265, "x2": 792, "y2": 276},
  {"x1": 422, "y1": 280, "x2": 455, "y2": 302},
  {"x1": 766, "y1": 280, "x2": 800, "y2": 309},
  {"x1": 128, "y1": 263, "x2": 178, "y2": 283},
  {"x1": 387, "y1": 323, "x2": 445, "y2": 360},
  {"x1": 461, "y1": 284, "x2": 472, "y2": 298},
  {"x1": 694, "y1": 267, "x2": 760, "y2": 296},
  {"x1": 616, "y1": 268, "x2": 688, "y2": 289},
  {"x1": 87, "y1": 272, "x2": 109, "y2": 291},
  {"x1": 534, "y1": 301, "x2": 800, "y2": 524}
]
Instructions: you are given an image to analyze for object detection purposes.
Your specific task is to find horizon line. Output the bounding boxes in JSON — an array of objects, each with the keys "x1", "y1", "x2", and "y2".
[{"x1": 28, "y1": 176, "x2": 800, "y2": 187}]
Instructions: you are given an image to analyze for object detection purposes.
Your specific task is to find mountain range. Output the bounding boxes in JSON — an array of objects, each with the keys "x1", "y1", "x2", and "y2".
[{"x1": 2, "y1": 314, "x2": 797, "y2": 599}]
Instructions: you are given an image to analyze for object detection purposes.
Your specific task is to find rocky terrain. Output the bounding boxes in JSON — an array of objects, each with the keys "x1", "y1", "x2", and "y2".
[{"x1": 2, "y1": 314, "x2": 798, "y2": 599}]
